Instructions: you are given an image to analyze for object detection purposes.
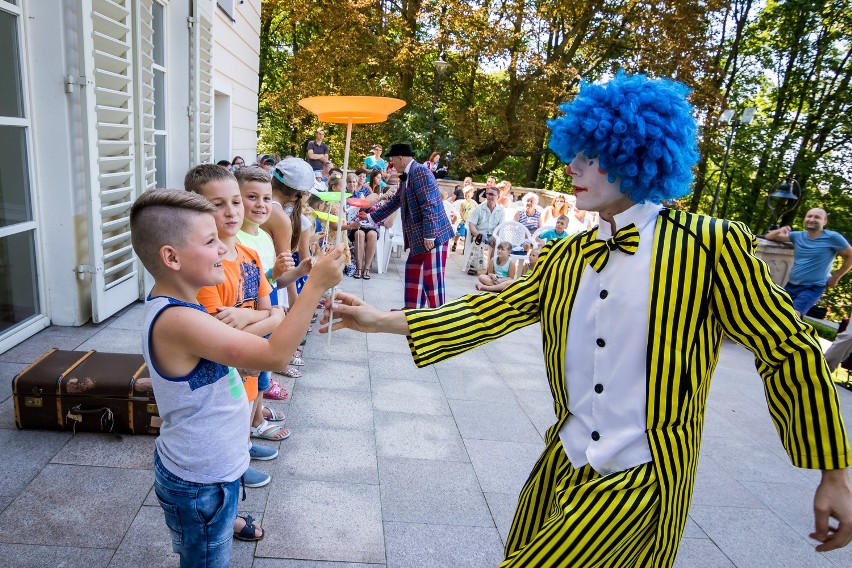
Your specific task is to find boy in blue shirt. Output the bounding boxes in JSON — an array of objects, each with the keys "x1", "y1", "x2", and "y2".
[
  {"x1": 536, "y1": 214, "x2": 570, "y2": 246},
  {"x1": 130, "y1": 189, "x2": 343, "y2": 568},
  {"x1": 765, "y1": 208, "x2": 852, "y2": 315}
]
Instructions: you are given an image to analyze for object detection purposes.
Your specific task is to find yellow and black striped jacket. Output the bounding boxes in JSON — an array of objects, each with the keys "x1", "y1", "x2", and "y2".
[{"x1": 405, "y1": 208, "x2": 850, "y2": 566}]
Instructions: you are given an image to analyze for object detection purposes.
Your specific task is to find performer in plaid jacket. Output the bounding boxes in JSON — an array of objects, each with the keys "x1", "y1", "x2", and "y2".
[{"x1": 368, "y1": 143, "x2": 454, "y2": 308}]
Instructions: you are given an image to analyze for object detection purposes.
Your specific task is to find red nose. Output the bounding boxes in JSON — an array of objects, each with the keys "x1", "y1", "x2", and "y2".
[{"x1": 565, "y1": 165, "x2": 576, "y2": 175}]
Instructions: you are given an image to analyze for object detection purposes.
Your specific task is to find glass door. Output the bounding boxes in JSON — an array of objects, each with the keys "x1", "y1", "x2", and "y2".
[{"x1": 0, "y1": 0, "x2": 45, "y2": 349}]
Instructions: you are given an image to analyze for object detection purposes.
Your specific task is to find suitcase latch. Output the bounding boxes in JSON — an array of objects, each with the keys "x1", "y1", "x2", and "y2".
[
  {"x1": 31, "y1": 387, "x2": 43, "y2": 396},
  {"x1": 146, "y1": 403, "x2": 158, "y2": 414},
  {"x1": 24, "y1": 397, "x2": 43, "y2": 408}
]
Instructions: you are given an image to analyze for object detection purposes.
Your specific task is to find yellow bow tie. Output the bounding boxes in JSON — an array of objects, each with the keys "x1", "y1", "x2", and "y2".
[{"x1": 581, "y1": 223, "x2": 640, "y2": 272}]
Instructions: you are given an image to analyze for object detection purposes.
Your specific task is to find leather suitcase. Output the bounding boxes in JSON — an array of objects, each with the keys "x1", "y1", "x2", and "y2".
[{"x1": 12, "y1": 348, "x2": 161, "y2": 435}]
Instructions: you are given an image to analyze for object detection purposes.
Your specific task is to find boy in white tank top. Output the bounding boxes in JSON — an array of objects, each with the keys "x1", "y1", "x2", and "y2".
[{"x1": 130, "y1": 189, "x2": 344, "y2": 568}]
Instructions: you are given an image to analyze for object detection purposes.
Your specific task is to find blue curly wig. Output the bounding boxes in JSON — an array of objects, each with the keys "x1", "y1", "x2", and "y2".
[{"x1": 547, "y1": 71, "x2": 699, "y2": 204}]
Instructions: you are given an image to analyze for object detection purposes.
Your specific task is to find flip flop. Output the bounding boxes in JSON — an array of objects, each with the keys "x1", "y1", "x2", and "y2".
[
  {"x1": 250, "y1": 420, "x2": 291, "y2": 441},
  {"x1": 362, "y1": 272, "x2": 371, "y2": 280},
  {"x1": 263, "y1": 380, "x2": 289, "y2": 400},
  {"x1": 263, "y1": 406, "x2": 286, "y2": 422},
  {"x1": 281, "y1": 367, "x2": 302, "y2": 378},
  {"x1": 234, "y1": 515, "x2": 264, "y2": 542}
]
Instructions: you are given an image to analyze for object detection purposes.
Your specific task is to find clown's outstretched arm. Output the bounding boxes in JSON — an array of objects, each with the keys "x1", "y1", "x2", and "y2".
[{"x1": 320, "y1": 292, "x2": 410, "y2": 336}]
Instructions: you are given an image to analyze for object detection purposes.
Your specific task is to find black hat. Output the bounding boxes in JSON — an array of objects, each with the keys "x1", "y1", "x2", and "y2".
[{"x1": 385, "y1": 143, "x2": 415, "y2": 159}]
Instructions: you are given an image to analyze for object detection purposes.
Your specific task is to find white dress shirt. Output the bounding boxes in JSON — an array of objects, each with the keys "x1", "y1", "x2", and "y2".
[{"x1": 558, "y1": 201, "x2": 662, "y2": 475}]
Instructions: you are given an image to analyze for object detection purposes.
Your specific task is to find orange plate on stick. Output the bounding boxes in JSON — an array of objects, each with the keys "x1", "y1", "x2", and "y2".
[
  {"x1": 298, "y1": 96, "x2": 406, "y2": 124},
  {"x1": 347, "y1": 197, "x2": 372, "y2": 208}
]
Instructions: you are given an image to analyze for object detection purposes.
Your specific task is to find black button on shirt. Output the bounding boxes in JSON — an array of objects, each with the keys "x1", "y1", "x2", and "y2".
[
  {"x1": 596, "y1": 338, "x2": 606, "y2": 348},
  {"x1": 591, "y1": 431, "x2": 601, "y2": 441},
  {"x1": 594, "y1": 383, "x2": 604, "y2": 394},
  {"x1": 599, "y1": 289, "x2": 608, "y2": 299}
]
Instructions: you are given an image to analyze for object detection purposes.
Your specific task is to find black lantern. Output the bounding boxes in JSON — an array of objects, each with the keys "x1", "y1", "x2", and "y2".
[{"x1": 767, "y1": 176, "x2": 800, "y2": 230}]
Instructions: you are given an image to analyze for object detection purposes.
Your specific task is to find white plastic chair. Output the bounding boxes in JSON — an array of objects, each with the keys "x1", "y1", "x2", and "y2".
[
  {"x1": 379, "y1": 214, "x2": 404, "y2": 273},
  {"x1": 493, "y1": 221, "x2": 533, "y2": 249}
]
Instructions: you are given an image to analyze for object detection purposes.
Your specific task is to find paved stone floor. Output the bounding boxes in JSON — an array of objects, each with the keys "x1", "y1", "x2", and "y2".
[{"x1": 1, "y1": 250, "x2": 851, "y2": 567}]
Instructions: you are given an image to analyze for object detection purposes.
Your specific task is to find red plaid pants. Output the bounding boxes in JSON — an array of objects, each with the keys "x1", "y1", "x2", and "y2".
[{"x1": 404, "y1": 243, "x2": 448, "y2": 308}]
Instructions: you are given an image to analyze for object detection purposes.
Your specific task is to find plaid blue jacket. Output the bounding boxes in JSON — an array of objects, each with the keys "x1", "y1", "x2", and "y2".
[{"x1": 371, "y1": 161, "x2": 454, "y2": 255}]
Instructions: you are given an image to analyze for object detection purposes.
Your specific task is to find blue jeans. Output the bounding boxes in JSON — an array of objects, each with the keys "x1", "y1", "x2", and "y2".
[
  {"x1": 784, "y1": 282, "x2": 826, "y2": 316},
  {"x1": 153, "y1": 451, "x2": 239, "y2": 568}
]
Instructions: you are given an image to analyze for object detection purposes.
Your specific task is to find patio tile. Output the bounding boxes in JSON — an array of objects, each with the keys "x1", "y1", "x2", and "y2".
[
  {"x1": 0, "y1": 362, "x2": 26, "y2": 402},
  {"x1": 483, "y1": 492, "x2": 519, "y2": 545},
  {"x1": 0, "y1": 463, "x2": 150, "y2": 548},
  {"x1": 383, "y1": 521, "x2": 504, "y2": 568},
  {"x1": 276, "y1": 426, "x2": 378, "y2": 485},
  {"x1": 372, "y1": 379, "x2": 450, "y2": 415},
  {"x1": 0, "y1": 544, "x2": 114, "y2": 567},
  {"x1": 700, "y1": 434, "x2": 812, "y2": 485},
  {"x1": 690, "y1": 454, "x2": 764, "y2": 508},
  {"x1": 0, "y1": 397, "x2": 18, "y2": 429},
  {"x1": 689, "y1": 505, "x2": 834, "y2": 568},
  {"x1": 464, "y1": 439, "x2": 543, "y2": 495},
  {"x1": 303, "y1": 331, "x2": 370, "y2": 364},
  {"x1": 682, "y1": 516, "x2": 709, "y2": 539},
  {"x1": 105, "y1": 303, "x2": 146, "y2": 331},
  {"x1": 297, "y1": 358, "x2": 370, "y2": 392},
  {"x1": 437, "y1": 367, "x2": 514, "y2": 402},
  {"x1": 378, "y1": 457, "x2": 492, "y2": 527},
  {"x1": 51, "y1": 433, "x2": 156, "y2": 469},
  {"x1": 367, "y1": 351, "x2": 438, "y2": 383},
  {"x1": 0, "y1": 327, "x2": 100, "y2": 364},
  {"x1": 512, "y1": 388, "x2": 556, "y2": 438},
  {"x1": 253, "y1": 561, "x2": 384, "y2": 568},
  {"x1": 76, "y1": 328, "x2": 145, "y2": 354},
  {"x1": 374, "y1": 411, "x2": 469, "y2": 462},
  {"x1": 107, "y1": 504, "x2": 180, "y2": 567},
  {"x1": 673, "y1": 538, "x2": 736, "y2": 568},
  {"x1": 256, "y1": 478, "x2": 384, "y2": 563},
  {"x1": 286, "y1": 387, "x2": 373, "y2": 431},
  {"x1": 366, "y1": 333, "x2": 412, "y2": 355},
  {"x1": 493, "y1": 361, "x2": 550, "y2": 392},
  {"x1": 0, "y1": 429, "x2": 71, "y2": 507},
  {"x1": 449, "y1": 399, "x2": 541, "y2": 444}
]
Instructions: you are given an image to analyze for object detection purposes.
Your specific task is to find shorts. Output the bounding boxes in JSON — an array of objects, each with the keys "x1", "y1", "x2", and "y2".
[
  {"x1": 257, "y1": 371, "x2": 271, "y2": 393},
  {"x1": 784, "y1": 282, "x2": 826, "y2": 316}
]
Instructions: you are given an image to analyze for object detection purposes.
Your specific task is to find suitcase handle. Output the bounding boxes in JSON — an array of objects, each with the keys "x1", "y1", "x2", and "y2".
[{"x1": 68, "y1": 404, "x2": 121, "y2": 438}]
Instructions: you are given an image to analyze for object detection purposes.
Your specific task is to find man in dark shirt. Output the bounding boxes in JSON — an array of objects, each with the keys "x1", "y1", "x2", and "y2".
[{"x1": 306, "y1": 128, "x2": 329, "y2": 173}]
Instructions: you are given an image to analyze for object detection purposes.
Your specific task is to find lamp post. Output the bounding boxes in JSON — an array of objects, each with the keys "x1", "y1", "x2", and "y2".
[
  {"x1": 766, "y1": 176, "x2": 800, "y2": 231},
  {"x1": 708, "y1": 107, "x2": 757, "y2": 216},
  {"x1": 429, "y1": 57, "x2": 451, "y2": 150}
]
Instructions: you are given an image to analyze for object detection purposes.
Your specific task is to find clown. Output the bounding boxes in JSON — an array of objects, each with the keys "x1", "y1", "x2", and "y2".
[{"x1": 321, "y1": 72, "x2": 852, "y2": 566}]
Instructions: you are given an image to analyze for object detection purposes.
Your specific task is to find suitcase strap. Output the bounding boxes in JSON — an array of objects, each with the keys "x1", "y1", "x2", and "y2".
[{"x1": 67, "y1": 404, "x2": 122, "y2": 439}]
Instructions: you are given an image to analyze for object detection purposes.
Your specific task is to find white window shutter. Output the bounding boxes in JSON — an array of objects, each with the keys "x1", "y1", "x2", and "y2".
[
  {"x1": 191, "y1": 0, "x2": 214, "y2": 164},
  {"x1": 134, "y1": 0, "x2": 157, "y2": 195},
  {"x1": 77, "y1": 0, "x2": 145, "y2": 322}
]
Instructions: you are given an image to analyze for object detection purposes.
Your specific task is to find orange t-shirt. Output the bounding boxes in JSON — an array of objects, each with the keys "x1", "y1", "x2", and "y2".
[{"x1": 197, "y1": 243, "x2": 273, "y2": 402}]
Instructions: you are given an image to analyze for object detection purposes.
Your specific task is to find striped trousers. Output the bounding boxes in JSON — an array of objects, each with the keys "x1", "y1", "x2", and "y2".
[
  {"x1": 404, "y1": 243, "x2": 448, "y2": 309},
  {"x1": 502, "y1": 439, "x2": 661, "y2": 567}
]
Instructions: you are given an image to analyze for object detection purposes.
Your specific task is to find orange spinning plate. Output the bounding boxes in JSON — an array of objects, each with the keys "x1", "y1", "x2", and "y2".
[{"x1": 298, "y1": 96, "x2": 406, "y2": 124}]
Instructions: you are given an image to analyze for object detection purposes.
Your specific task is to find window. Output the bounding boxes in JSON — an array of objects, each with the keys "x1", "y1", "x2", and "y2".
[
  {"x1": 0, "y1": 0, "x2": 43, "y2": 340},
  {"x1": 217, "y1": 0, "x2": 235, "y2": 20}
]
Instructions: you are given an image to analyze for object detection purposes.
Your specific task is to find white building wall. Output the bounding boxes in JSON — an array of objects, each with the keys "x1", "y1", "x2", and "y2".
[
  {"x1": 26, "y1": 2, "x2": 91, "y2": 326},
  {"x1": 212, "y1": 1, "x2": 260, "y2": 164},
  {"x1": 3, "y1": 0, "x2": 261, "y2": 347}
]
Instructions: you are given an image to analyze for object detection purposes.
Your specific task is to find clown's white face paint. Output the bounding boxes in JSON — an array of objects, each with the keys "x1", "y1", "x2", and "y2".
[{"x1": 567, "y1": 152, "x2": 634, "y2": 231}]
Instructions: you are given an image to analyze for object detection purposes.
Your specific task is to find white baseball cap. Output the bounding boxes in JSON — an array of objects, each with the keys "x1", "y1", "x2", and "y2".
[{"x1": 272, "y1": 157, "x2": 315, "y2": 192}]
